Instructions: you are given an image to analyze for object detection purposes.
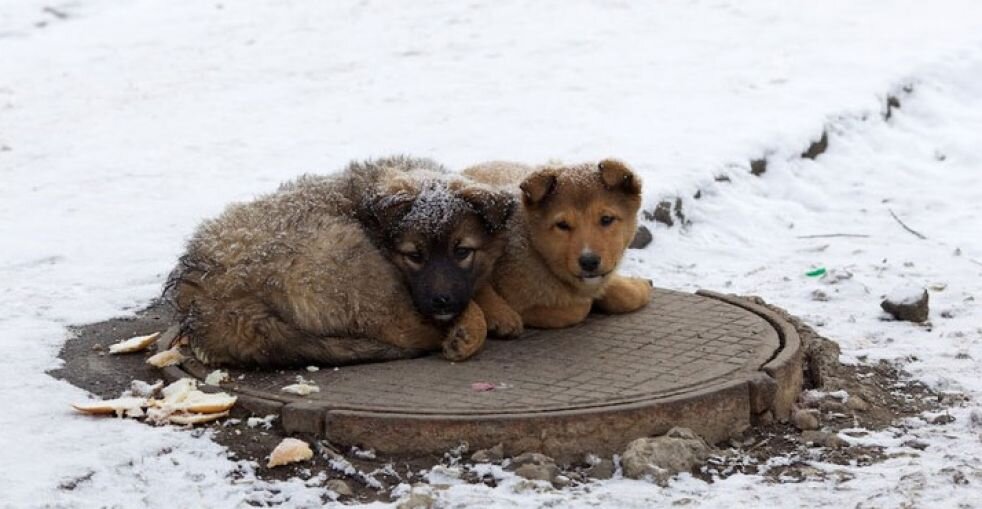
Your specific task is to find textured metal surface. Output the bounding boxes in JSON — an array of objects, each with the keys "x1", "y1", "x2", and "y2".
[{"x1": 179, "y1": 288, "x2": 780, "y2": 416}]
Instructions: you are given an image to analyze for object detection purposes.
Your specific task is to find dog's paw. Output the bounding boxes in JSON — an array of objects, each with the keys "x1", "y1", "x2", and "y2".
[
  {"x1": 486, "y1": 306, "x2": 524, "y2": 339},
  {"x1": 442, "y1": 302, "x2": 487, "y2": 361},
  {"x1": 443, "y1": 323, "x2": 485, "y2": 361},
  {"x1": 596, "y1": 276, "x2": 653, "y2": 314}
]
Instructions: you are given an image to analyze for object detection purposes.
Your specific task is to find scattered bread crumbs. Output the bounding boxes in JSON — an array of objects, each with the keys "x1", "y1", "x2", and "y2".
[
  {"x1": 73, "y1": 377, "x2": 236, "y2": 426},
  {"x1": 204, "y1": 369, "x2": 229, "y2": 386},
  {"x1": 281, "y1": 383, "x2": 320, "y2": 396}
]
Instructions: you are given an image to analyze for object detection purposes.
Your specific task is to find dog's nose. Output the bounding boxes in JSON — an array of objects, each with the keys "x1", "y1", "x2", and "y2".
[
  {"x1": 578, "y1": 253, "x2": 601, "y2": 273},
  {"x1": 431, "y1": 295, "x2": 451, "y2": 310}
]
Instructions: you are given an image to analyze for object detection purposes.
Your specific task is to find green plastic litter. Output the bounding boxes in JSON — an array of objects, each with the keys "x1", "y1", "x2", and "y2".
[{"x1": 806, "y1": 267, "x2": 827, "y2": 277}]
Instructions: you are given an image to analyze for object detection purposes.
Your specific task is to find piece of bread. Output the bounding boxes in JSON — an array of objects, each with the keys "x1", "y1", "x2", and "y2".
[
  {"x1": 167, "y1": 410, "x2": 230, "y2": 425},
  {"x1": 72, "y1": 397, "x2": 147, "y2": 415},
  {"x1": 281, "y1": 383, "x2": 319, "y2": 396},
  {"x1": 146, "y1": 348, "x2": 185, "y2": 368},
  {"x1": 109, "y1": 332, "x2": 162, "y2": 354},
  {"x1": 267, "y1": 438, "x2": 314, "y2": 468}
]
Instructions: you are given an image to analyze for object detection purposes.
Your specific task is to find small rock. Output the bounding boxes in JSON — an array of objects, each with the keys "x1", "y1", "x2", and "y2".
[
  {"x1": 509, "y1": 452, "x2": 560, "y2": 484},
  {"x1": 811, "y1": 289, "x2": 830, "y2": 302},
  {"x1": 511, "y1": 452, "x2": 555, "y2": 468},
  {"x1": 470, "y1": 444, "x2": 504, "y2": 463},
  {"x1": 846, "y1": 396, "x2": 870, "y2": 412},
  {"x1": 325, "y1": 479, "x2": 354, "y2": 497},
  {"x1": 621, "y1": 427, "x2": 711, "y2": 485},
  {"x1": 629, "y1": 225, "x2": 653, "y2": 249},
  {"x1": 932, "y1": 413, "x2": 956, "y2": 425},
  {"x1": 881, "y1": 286, "x2": 929, "y2": 323},
  {"x1": 969, "y1": 408, "x2": 982, "y2": 428},
  {"x1": 800, "y1": 430, "x2": 825, "y2": 446},
  {"x1": 750, "y1": 158, "x2": 767, "y2": 176},
  {"x1": 397, "y1": 488, "x2": 435, "y2": 509},
  {"x1": 820, "y1": 268, "x2": 853, "y2": 284},
  {"x1": 902, "y1": 440, "x2": 929, "y2": 451},
  {"x1": 793, "y1": 409, "x2": 820, "y2": 431},
  {"x1": 755, "y1": 410, "x2": 775, "y2": 425},
  {"x1": 514, "y1": 463, "x2": 560, "y2": 483},
  {"x1": 648, "y1": 201, "x2": 674, "y2": 227},
  {"x1": 553, "y1": 474, "x2": 572, "y2": 488},
  {"x1": 585, "y1": 458, "x2": 615, "y2": 480},
  {"x1": 801, "y1": 130, "x2": 829, "y2": 159},
  {"x1": 800, "y1": 431, "x2": 847, "y2": 448},
  {"x1": 819, "y1": 400, "x2": 847, "y2": 414}
]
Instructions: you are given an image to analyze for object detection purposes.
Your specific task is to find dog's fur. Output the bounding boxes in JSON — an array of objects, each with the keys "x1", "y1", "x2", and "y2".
[
  {"x1": 463, "y1": 159, "x2": 652, "y2": 336},
  {"x1": 167, "y1": 156, "x2": 514, "y2": 367}
]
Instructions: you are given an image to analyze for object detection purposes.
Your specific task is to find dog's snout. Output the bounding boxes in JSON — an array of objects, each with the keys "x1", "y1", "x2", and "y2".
[
  {"x1": 431, "y1": 294, "x2": 452, "y2": 310},
  {"x1": 578, "y1": 253, "x2": 601, "y2": 273}
]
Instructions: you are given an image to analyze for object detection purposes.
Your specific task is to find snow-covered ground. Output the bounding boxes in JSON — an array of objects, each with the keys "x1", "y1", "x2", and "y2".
[{"x1": 2, "y1": 1, "x2": 982, "y2": 507}]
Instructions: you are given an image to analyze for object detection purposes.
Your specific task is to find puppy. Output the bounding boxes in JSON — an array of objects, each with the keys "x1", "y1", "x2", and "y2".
[
  {"x1": 463, "y1": 159, "x2": 652, "y2": 336},
  {"x1": 167, "y1": 156, "x2": 514, "y2": 367}
]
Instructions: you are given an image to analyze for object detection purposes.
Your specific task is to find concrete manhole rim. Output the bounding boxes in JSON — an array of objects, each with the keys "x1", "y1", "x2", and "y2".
[{"x1": 157, "y1": 288, "x2": 804, "y2": 460}]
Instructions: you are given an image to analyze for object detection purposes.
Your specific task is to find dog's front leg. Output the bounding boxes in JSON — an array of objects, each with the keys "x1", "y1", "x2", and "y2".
[
  {"x1": 378, "y1": 313, "x2": 444, "y2": 351},
  {"x1": 475, "y1": 285, "x2": 524, "y2": 339},
  {"x1": 522, "y1": 301, "x2": 591, "y2": 328},
  {"x1": 594, "y1": 274, "x2": 653, "y2": 314},
  {"x1": 443, "y1": 300, "x2": 488, "y2": 361}
]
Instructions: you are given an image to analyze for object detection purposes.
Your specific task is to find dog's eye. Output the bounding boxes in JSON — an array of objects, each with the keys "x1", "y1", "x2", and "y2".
[
  {"x1": 600, "y1": 215, "x2": 616, "y2": 227},
  {"x1": 555, "y1": 221, "x2": 572, "y2": 231},
  {"x1": 453, "y1": 247, "x2": 474, "y2": 261},
  {"x1": 404, "y1": 252, "x2": 425, "y2": 264}
]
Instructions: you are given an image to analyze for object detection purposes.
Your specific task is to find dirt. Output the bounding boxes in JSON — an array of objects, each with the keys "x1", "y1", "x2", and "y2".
[{"x1": 49, "y1": 295, "x2": 963, "y2": 504}]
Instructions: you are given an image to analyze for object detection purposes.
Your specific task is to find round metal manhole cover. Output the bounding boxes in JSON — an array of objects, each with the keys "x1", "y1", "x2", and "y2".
[{"x1": 161, "y1": 288, "x2": 803, "y2": 460}]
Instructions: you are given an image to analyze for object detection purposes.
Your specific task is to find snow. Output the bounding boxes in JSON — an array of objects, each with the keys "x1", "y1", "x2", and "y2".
[
  {"x1": 886, "y1": 285, "x2": 928, "y2": 306},
  {"x1": 2, "y1": 0, "x2": 982, "y2": 507}
]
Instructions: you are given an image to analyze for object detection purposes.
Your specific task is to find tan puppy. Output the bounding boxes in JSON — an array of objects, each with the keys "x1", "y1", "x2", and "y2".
[
  {"x1": 463, "y1": 159, "x2": 652, "y2": 336},
  {"x1": 167, "y1": 156, "x2": 514, "y2": 367}
]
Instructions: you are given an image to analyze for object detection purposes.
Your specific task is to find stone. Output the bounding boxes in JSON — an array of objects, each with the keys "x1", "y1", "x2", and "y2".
[
  {"x1": 969, "y1": 408, "x2": 982, "y2": 428},
  {"x1": 801, "y1": 431, "x2": 848, "y2": 449},
  {"x1": 621, "y1": 427, "x2": 711, "y2": 486},
  {"x1": 397, "y1": 488, "x2": 434, "y2": 509},
  {"x1": 515, "y1": 463, "x2": 560, "y2": 483},
  {"x1": 846, "y1": 396, "x2": 870, "y2": 412},
  {"x1": 470, "y1": 443, "x2": 504, "y2": 463},
  {"x1": 750, "y1": 158, "x2": 767, "y2": 176},
  {"x1": 881, "y1": 287, "x2": 929, "y2": 323},
  {"x1": 511, "y1": 452, "x2": 555, "y2": 468},
  {"x1": 325, "y1": 479, "x2": 354, "y2": 497},
  {"x1": 819, "y1": 400, "x2": 847, "y2": 414},
  {"x1": 647, "y1": 201, "x2": 674, "y2": 227},
  {"x1": 801, "y1": 131, "x2": 829, "y2": 159},
  {"x1": 902, "y1": 440, "x2": 928, "y2": 451},
  {"x1": 585, "y1": 458, "x2": 615, "y2": 480},
  {"x1": 792, "y1": 409, "x2": 820, "y2": 431},
  {"x1": 932, "y1": 413, "x2": 955, "y2": 425},
  {"x1": 629, "y1": 225, "x2": 653, "y2": 249},
  {"x1": 510, "y1": 451, "x2": 560, "y2": 484}
]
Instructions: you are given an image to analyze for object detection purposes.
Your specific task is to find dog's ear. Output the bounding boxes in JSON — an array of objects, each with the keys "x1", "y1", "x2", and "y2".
[
  {"x1": 598, "y1": 159, "x2": 641, "y2": 196},
  {"x1": 364, "y1": 191, "x2": 415, "y2": 231},
  {"x1": 459, "y1": 186, "x2": 516, "y2": 233},
  {"x1": 520, "y1": 169, "x2": 559, "y2": 207}
]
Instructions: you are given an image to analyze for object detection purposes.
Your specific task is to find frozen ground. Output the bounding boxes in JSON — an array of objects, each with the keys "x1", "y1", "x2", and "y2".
[{"x1": 2, "y1": 0, "x2": 982, "y2": 507}]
